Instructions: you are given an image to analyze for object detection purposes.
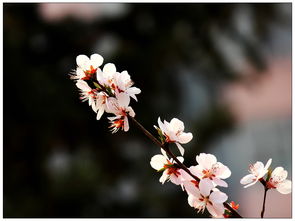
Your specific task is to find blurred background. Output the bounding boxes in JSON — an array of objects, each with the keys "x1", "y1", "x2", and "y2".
[{"x1": 3, "y1": 3, "x2": 291, "y2": 218}]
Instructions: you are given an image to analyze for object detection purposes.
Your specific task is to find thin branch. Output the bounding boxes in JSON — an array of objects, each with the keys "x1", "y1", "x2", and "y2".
[
  {"x1": 129, "y1": 115, "x2": 163, "y2": 147},
  {"x1": 163, "y1": 146, "x2": 200, "y2": 181},
  {"x1": 261, "y1": 187, "x2": 269, "y2": 218},
  {"x1": 129, "y1": 115, "x2": 242, "y2": 218}
]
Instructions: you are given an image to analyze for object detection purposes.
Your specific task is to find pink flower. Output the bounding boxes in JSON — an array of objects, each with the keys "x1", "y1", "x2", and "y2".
[
  {"x1": 76, "y1": 80, "x2": 109, "y2": 120},
  {"x1": 155, "y1": 117, "x2": 193, "y2": 156},
  {"x1": 191, "y1": 153, "x2": 231, "y2": 187},
  {"x1": 150, "y1": 149, "x2": 185, "y2": 185},
  {"x1": 266, "y1": 167, "x2": 292, "y2": 194},
  {"x1": 96, "y1": 63, "x2": 117, "y2": 87},
  {"x1": 106, "y1": 93, "x2": 135, "y2": 133},
  {"x1": 75, "y1": 80, "x2": 98, "y2": 112},
  {"x1": 187, "y1": 179, "x2": 228, "y2": 217},
  {"x1": 113, "y1": 71, "x2": 141, "y2": 101},
  {"x1": 180, "y1": 168, "x2": 201, "y2": 196},
  {"x1": 76, "y1": 54, "x2": 104, "y2": 80},
  {"x1": 240, "y1": 158, "x2": 272, "y2": 188},
  {"x1": 95, "y1": 91, "x2": 109, "y2": 120}
]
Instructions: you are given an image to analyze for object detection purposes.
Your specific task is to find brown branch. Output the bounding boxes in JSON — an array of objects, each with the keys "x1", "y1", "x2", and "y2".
[
  {"x1": 261, "y1": 187, "x2": 269, "y2": 218},
  {"x1": 129, "y1": 115, "x2": 243, "y2": 218}
]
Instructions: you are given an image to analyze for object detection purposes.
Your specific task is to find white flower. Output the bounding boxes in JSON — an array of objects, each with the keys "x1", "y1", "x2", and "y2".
[
  {"x1": 187, "y1": 179, "x2": 227, "y2": 217},
  {"x1": 180, "y1": 167, "x2": 201, "y2": 196},
  {"x1": 95, "y1": 91, "x2": 109, "y2": 120},
  {"x1": 150, "y1": 149, "x2": 185, "y2": 185},
  {"x1": 106, "y1": 93, "x2": 135, "y2": 133},
  {"x1": 240, "y1": 158, "x2": 272, "y2": 188},
  {"x1": 75, "y1": 54, "x2": 104, "y2": 80},
  {"x1": 267, "y1": 167, "x2": 292, "y2": 194},
  {"x1": 191, "y1": 153, "x2": 231, "y2": 187},
  {"x1": 113, "y1": 71, "x2": 141, "y2": 101},
  {"x1": 155, "y1": 117, "x2": 193, "y2": 156},
  {"x1": 96, "y1": 63, "x2": 117, "y2": 88},
  {"x1": 76, "y1": 80, "x2": 98, "y2": 112}
]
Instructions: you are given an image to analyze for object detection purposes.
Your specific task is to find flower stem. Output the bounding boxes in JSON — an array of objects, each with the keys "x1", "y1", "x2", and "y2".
[
  {"x1": 128, "y1": 115, "x2": 163, "y2": 147},
  {"x1": 129, "y1": 115, "x2": 242, "y2": 218},
  {"x1": 261, "y1": 187, "x2": 269, "y2": 218}
]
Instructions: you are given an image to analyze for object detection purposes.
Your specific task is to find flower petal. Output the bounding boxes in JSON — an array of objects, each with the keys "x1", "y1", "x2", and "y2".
[
  {"x1": 96, "y1": 108, "x2": 104, "y2": 120},
  {"x1": 159, "y1": 170, "x2": 169, "y2": 184},
  {"x1": 75, "y1": 67, "x2": 85, "y2": 79},
  {"x1": 253, "y1": 161, "x2": 265, "y2": 176},
  {"x1": 187, "y1": 194, "x2": 196, "y2": 207},
  {"x1": 124, "y1": 116, "x2": 129, "y2": 131},
  {"x1": 264, "y1": 158, "x2": 272, "y2": 170},
  {"x1": 199, "y1": 179, "x2": 214, "y2": 197},
  {"x1": 127, "y1": 87, "x2": 141, "y2": 95},
  {"x1": 244, "y1": 180, "x2": 258, "y2": 188},
  {"x1": 76, "y1": 80, "x2": 91, "y2": 91},
  {"x1": 189, "y1": 165, "x2": 204, "y2": 178},
  {"x1": 207, "y1": 203, "x2": 225, "y2": 217},
  {"x1": 90, "y1": 54, "x2": 103, "y2": 68},
  {"x1": 196, "y1": 153, "x2": 217, "y2": 170},
  {"x1": 105, "y1": 97, "x2": 119, "y2": 114},
  {"x1": 76, "y1": 54, "x2": 89, "y2": 67},
  {"x1": 240, "y1": 174, "x2": 256, "y2": 185},
  {"x1": 103, "y1": 63, "x2": 116, "y2": 75},
  {"x1": 183, "y1": 181, "x2": 200, "y2": 196},
  {"x1": 176, "y1": 142, "x2": 185, "y2": 156},
  {"x1": 170, "y1": 174, "x2": 182, "y2": 185},
  {"x1": 177, "y1": 132, "x2": 193, "y2": 144},
  {"x1": 214, "y1": 163, "x2": 231, "y2": 179},
  {"x1": 150, "y1": 154, "x2": 167, "y2": 170},
  {"x1": 117, "y1": 92, "x2": 130, "y2": 107},
  {"x1": 176, "y1": 156, "x2": 184, "y2": 164},
  {"x1": 277, "y1": 180, "x2": 292, "y2": 194},
  {"x1": 212, "y1": 178, "x2": 228, "y2": 187},
  {"x1": 272, "y1": 167, "x2": 288, "y2": 181},
  {"x1": 127, "y1": 106, "x2": 135, "y2": 117},
  {"x1": 209, "y1": 191, "x2": 228, "y2": 204},
  {"x1": 157, "y1": 117, "x2": 165, "y2": 132},
  {"x1": 206, "y1": 204, "x2": 218, "y2": 217},
  {"x1": 170, "y1": 118, "x2": 184, "y2": 132}
]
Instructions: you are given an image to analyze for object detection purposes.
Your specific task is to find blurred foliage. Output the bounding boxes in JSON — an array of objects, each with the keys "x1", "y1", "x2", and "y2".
[{"x1": 3, "y1": 3, "x2": 290, "y2": 217}]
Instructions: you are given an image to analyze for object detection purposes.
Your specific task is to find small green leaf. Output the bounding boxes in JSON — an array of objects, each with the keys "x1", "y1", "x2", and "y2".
[
  {"x1": 224, "y1": 209, "x2": 231, "y2": 215},
  {"x1": 266, "y1": 167, "x2": 272, "y2": 182},
  {"x1": 157, "y1": 168, "x2": 166, "y2": 172},
  {"x1": 93, "y1": 82, "x2": 102, "y2": 90},
  {"x1": 155, "y1": 127, "x2": 166, "y2": 144},
  {"x1": 105, "y1": 86, "x2": 114, "y2": 96}
]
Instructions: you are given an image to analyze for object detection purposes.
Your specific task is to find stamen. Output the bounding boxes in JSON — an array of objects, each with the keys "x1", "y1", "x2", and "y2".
[{"x1": 109, "y1": 118, "x2": 125, "y2": 133}]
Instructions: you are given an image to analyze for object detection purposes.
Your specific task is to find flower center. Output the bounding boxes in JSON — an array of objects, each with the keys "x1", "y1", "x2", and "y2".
[
  {"x1": 266, "y1": 175, "x2": 284, "y2": 189},
  {"x1": 82, "y1": 65, "x2": 97, "y2": 80},
  {"x1": 196, "y1": 196, "x2": 211, "y2": 213},
  {"x1": 109, "y1": 118, "x2": 125, "y2": 133},
  {"x1": 163, "y1": 160, "x2": 181, "y2": 177},
  {"x1": 164, "y1": 134, "x2": 174, "y2": 143},
  {"x1": 191, "y1": 180, "x2": 199, "y2": 188},
  {"x1": 230, "y1": 201, "x2": 239, "y2": 210},
  {"x1": 202, "y1": 169, "x2": 215, "y2": 180},
  {"x1": 87, "y1": 89, "x2": 98, "y2": 98}
]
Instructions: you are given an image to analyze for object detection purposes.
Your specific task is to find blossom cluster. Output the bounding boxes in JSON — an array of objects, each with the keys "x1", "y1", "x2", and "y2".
[
  {"x1": 71, "y1": 54, "x2": 141, "y2": 133},
  {"x1": 150, "y1": 118, "x2": 233, "y2": 217},
  {"x1": 241, "y1": 159, "x2": 292, "y2": 194},
  {"x1": 150, "y1": 118, "x2": 292, "y2": 217},
  {"x1": 71, "y1": 53, "x2": 292, "y2": 218}
]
